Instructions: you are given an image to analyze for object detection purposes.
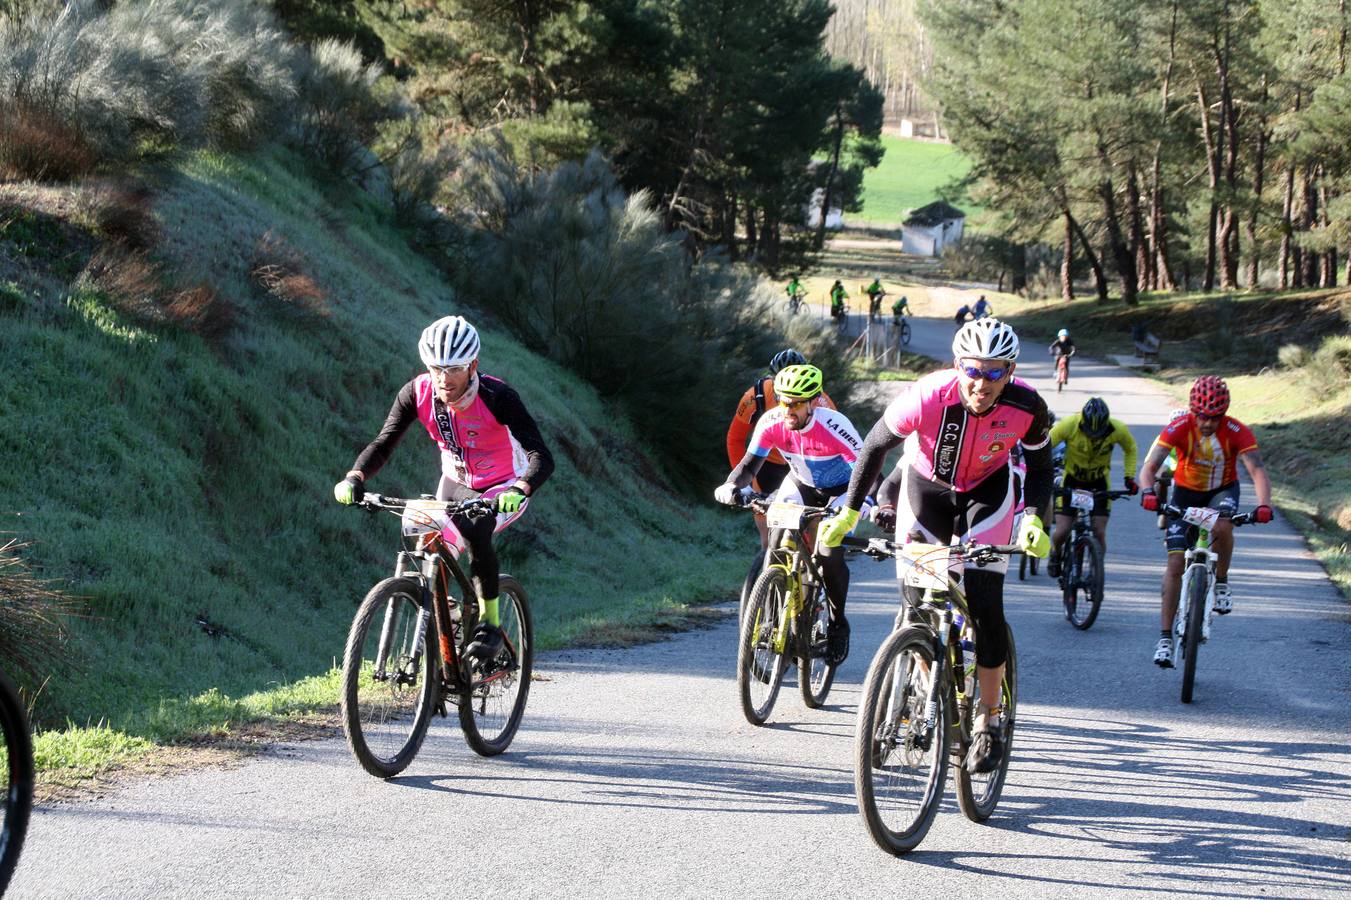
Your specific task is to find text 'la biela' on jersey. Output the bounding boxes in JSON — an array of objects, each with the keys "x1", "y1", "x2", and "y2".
[{"x1": 748, "y1": 406, "x2": 862, "y2": 490}]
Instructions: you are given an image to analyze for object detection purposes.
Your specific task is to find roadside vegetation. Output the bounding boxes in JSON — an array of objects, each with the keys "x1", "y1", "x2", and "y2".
[
  {"x1": 851, "y1": 136, "x2": 972, "y2": 227},
  {"x1": 0, "y1": 0, "x2": 901, "y2": 788}
]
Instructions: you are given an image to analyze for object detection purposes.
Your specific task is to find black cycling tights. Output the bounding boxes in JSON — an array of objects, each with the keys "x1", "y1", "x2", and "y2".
[
  {"x1": 439, "y1": 479, "x2": 501, "y2": 600},
  {"x1": 962, "y1": 568, "x2": 1009, "y2": 669}
]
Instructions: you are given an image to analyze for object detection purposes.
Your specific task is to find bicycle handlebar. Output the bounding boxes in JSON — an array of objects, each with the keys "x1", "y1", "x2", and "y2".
[
  {"x1": 1159, "y1": 503, "x2": 1256, "y2": 528},
  {"x1": 840, "y1": 536, "x2": 1021, "y2": 566},
  {"x1": 1055, "y1": 487, "x2": 1136, "y2": 501},
  {"x1": 354, "y1": 492, "x2": 497, "y2": 519}
]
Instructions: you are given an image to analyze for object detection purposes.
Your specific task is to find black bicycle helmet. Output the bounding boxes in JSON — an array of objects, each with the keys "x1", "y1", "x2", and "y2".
[
  {"x1": 1079, "y1": 397, "x2": 1112, "y2": 439},
  {"x1": 769, "y1": 348, "x2": 807, "y2": 374}
]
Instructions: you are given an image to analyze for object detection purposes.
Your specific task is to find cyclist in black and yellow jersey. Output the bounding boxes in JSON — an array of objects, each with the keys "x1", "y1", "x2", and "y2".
[{"x1": 1047, "y1": 397, "x2": 1138, "y2": 576}]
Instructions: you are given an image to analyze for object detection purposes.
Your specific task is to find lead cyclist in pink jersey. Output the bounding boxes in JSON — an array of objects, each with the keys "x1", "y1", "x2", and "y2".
[
  {"x1": 821, "y1": 318, "x2": 1054, "y2": 775},
  {"x1": 715, "y1": 364, "x2": 865, "y2": 665},
  {"x1": 333, "y1": 315, "x2": 555, "y2": 663}
]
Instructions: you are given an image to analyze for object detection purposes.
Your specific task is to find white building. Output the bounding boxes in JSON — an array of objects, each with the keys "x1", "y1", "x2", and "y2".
[{"x1": 901, "y1": 201, "x2": 965, "y2": 256}]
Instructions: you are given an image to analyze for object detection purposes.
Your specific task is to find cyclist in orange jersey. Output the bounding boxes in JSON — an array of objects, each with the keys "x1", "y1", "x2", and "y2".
[{"x1": 1137, "y1": 376, "x2": 1273, "y2": 668}]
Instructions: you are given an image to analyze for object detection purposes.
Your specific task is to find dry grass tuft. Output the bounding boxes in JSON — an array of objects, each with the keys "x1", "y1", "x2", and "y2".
[
  {"x1": 164, "y1": 283, "x2": 237, "y2": 340},
  {"x1": 80, "y1": 180, "x2": 159, "y2": 249},
  {"x1": 0, "y1": 104, "x2": 98, "y2": 183},
  {"x1": 0, "y1": 539, "x2": 75, "y2": 681},
  {"x1": 250, "y1": 229, "x2": 330, "y2": 317}
]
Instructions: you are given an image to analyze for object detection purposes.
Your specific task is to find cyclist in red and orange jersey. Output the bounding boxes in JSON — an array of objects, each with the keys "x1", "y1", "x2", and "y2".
[
  {"x1": 1137, "y1": 375, "x2": 1273, "y2": 668},
  {"x1": 726, "y1": 349, "x2": 836, "y2": 549}
]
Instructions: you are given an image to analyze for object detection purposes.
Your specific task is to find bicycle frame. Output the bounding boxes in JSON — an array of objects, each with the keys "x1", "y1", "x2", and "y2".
[
  {"x1": 760, "y1": 507, "x2": 835, "y2": 656},
  {"x1": 1177, "y1": 530, "x2": 1217, "y2": 644}
]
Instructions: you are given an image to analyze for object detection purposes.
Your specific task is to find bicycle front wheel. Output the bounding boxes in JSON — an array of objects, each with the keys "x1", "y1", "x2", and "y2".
[
  {"x1": 797, "y1": 586, "x2": 835, "y2": 709},
  {"x1": 900, "y1": 320, "x2": 912, "y2": 346},
  {"x1": 1064, "y1": 535, "x2": 1104, "y2": 630},
  {"x1": 0, "y1": 670, "x2": 34, "y2": 894},
  {"x1": 854, "y1": 627, "x2": 949, "y2": 855},
  {"x1": 738, "y1": 567, "x2": 790, "y2": 725},
  {"x1": 460, "y1": 575, "x2": 534, "y2": 756},
  {"x1": 956, "y1": 625, "x2": 1017, "y2": 822},
  {"x1": 738, "y1": 548, "x2": 767, "y2": 625},
  {"x1": 342, "y1": 577, "x2": 438, "y2": 778},
  {"x1": 1180, "y1": 568, "x2": 1207, "y2": 703}
]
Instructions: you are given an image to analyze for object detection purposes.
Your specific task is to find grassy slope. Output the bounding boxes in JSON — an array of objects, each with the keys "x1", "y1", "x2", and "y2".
[
  {"x1": 1, "y1": 149, "x2": 746, "y2": 781},
  {"x1": 853, "y1": 136, "x2": 972, "y2": 226},
  {"x1": 1007, "y1": 288, "x2": 1351, "y2": 597}
]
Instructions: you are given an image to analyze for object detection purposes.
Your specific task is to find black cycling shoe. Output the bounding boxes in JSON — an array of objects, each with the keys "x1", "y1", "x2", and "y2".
[
  {"x1": 464, "y1": 622, "x2": 505, "y2": 665},
  {"x1": 966, "y1": 727, "x2": 1004, "y2": 774},
  {"x1": 1046, "y1": 557, "x2": 1060, "y2": 579},
  {"x1": 825, "y1": 616, "x2": 850, "y2": 667}
]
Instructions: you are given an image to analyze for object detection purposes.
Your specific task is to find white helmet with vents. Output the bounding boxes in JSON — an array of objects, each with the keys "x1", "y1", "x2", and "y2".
[
  {"x1": 953, "y1": 316, "x2": 1020, "y2": 361},
  {"x1": 418, "y1": 316, "x2": 479, "y2": 367}
]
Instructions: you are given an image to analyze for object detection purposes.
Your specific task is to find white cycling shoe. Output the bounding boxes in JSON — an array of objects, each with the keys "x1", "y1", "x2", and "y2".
[
  {"x1": 1153, "y1": 637, "x2": 1175, "y2": 668},
  {"x1": 1212, "y1": 583, "x2": 1233, "y2": 615}
]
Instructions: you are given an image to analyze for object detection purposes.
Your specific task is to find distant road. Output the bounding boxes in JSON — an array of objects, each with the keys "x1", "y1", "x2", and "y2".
[{"x1": 13, "y1": 317, "x2": 1351, "y2": 898}]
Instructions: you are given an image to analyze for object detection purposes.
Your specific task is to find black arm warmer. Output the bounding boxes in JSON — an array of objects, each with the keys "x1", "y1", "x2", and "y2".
[
  {"x1": 1022, "y1": 440, "x2": 1054, "y2": 515},
  {"x1": 726, "y1": 449, "x2": 766, "y2": 490}
]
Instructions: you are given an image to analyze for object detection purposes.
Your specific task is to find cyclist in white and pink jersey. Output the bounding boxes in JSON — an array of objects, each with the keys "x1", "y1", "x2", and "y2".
[
  {"x1": 822, "y1": 318, "x2": 1053, "y2": 776},
  {"x1": 716, "y1": 364, "x2": 863, "y2": 665},
  {"x1": 333, "y1": 316, "x2": 554, "y2": 663}
]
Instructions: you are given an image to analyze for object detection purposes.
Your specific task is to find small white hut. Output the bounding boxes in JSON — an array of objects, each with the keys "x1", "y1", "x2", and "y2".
[{"x1": 901, "y1": 201, "x2": 965, "y2": 256}]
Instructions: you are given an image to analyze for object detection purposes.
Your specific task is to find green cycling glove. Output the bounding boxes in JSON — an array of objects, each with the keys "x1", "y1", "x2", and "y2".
[
  {"x1": 496, "y1": 489, "x2": 526, "y2": 514},
  {"x1": 1018, "y1": 514, "x2": 1051, "y2": 558},
  {"x1": 819, "y1": 507, "x2": 860, "y2": 548},
  {"x1": 333, "y1": 475, "x2": 363, "y2": 505}
]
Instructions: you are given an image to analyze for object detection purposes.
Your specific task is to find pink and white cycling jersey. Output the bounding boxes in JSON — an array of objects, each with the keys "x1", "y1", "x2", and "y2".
[
  {"x1": 749, "y1": 406, "x2": 863, "y2": 489},
  {"x1": 882, "y1": 369, "x2": 1050, "y2": 492}
]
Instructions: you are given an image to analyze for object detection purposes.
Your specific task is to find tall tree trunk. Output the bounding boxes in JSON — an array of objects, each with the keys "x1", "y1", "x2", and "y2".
[
  {"x1": 1127, "y1": 159, "x2": 1151, "y2": 292},
  {"x1": 1279, "y1": 161, "x2": 1295, "y2": 288},
  {"x1": 1215, "y1": 4, "x2": 1241, "y2": 289},
  {"x1": 744, "y1": 201, "x2": 758, "y2": 257},
  {"x1": 1009, "y1": 242, "x2": 1027, "y2": 294},
  {"x1": 1150, "y1": 0, "x2": 1181, "y2": 292},
  {"x1": 1196, "y1": 75, "x2": 1220, "y2": 290},
  {"x1": 814, "y1": 109, "x2": 846, "y2": 250},
  {"x1": 724, "y1": 190, "x2": 739, "y2": 261},
  {"x1": 1067, "y1": 210, "x2": 1109, "y2": 302},
  {"x1": 1246, "y1": 78, "x2": 1268, "y2": 289},
  {"x1": 1062, "y1": 211, "x2": 1076, "y2": 301},
  {"x1": 1300, "y1": 166, "x2": 1318, "y2": 287}
]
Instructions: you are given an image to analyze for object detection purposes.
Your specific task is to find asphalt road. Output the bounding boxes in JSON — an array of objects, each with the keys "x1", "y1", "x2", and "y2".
[{"x1": 13, "y1": 316, "x2": 1351, "y2": 899}]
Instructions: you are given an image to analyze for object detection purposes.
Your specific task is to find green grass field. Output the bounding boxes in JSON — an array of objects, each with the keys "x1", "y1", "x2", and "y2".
[{"x1": 853, "y1": 136, "x2": 973, "y2": 226}]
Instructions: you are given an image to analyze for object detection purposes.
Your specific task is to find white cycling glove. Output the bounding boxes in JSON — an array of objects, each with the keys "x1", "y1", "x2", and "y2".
[{"x1": 714, "y1": 483, "x2": 739, "y2": 506}]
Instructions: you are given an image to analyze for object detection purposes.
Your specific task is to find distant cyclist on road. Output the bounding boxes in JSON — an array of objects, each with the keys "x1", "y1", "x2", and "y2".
[
  {"x1": 821, "y1": 318, "x2": 1054, "y2": 775},
  {"x1": 1137, "y1": 376, "x2": 1273, "y2": 668},
  {"x1": 716, "y1": 364, "x2": 863, "y2": 665},
  {"x1": 333, "y1": 315, "x2": 555, "y2": 664},
  {"x1": 830, "y1": 280, "x2": 849, "y2": 319},
  {"x1": 786, "y1": 276, "x2": 806, "y2": 311},
  {"x1": 1047, "y1": 397, "x2": 1138, "y2": 576},
  {"x1": 891, "y1": 294, "x2": 910, "y2": 320},
  {"x1": 725, "y1": 349, "x2": 837, "y2": 550},
  {"x1": 972, "y1": 295, "x2": 992, "y2": 319},
  {"x1": 953, "y1": 303, "x2": 972, "y2": 327},
  {"x1": 865, "y1": 278, "x2": 886, "y2": 319},
  {"x1": 1050, "y1": 328, "x2": 1076, "y2": 391}
]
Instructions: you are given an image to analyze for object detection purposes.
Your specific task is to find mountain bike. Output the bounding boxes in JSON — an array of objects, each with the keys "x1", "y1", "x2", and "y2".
[
  {"x1": 1054, "y1": 354, "x2": 1071, "y2": 392},
  {"x1": 891, "y1": 313, "x2": 912, "y2": 348},
  {"x1": 833, "y1": 301, "x2": 850, "y2": 334},
  {"x1": 340, "y1": 492, "x2": 533, "y2": 777},
  {"x1": 0, "y1": 669, "x2": 33, "y2": 893},
  {"x1": 844, "y1": 537, "x2": 1020, "y2": 855},
  {"x1": 867, "y1": 291, "x2": 884, "y2": 322},
  {"x1": 732, "y1": 493, "x2": 840, "y2": 725},
  {"x1": 1160, "y1": 503, "x2": 1259, "y2": 704},
  {"x1": 786, "y1": 292, "x2": 804, "y2": 316},
  {"x1": 1052, "y1": 487, "x2": 1134, "y2": 629}
]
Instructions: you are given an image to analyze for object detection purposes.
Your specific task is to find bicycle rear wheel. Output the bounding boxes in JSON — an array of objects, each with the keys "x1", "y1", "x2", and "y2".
[
  {"x1": 0, "y1": 670, "x2": 33, "y2": 894},
  {"x1": 956, "y1": 625, "x2": 1017, "y2": 822},
  {"x1": 1063, "y1": 534, "x2": 1104, "y2": 630},
  {"x1": 460, "y1": 576, "x2": 533, "y2": 755},
  {"x1": 342, "y1": 577, "x2": 437, "y2": 778},
  {"x1": 738, "y1": 567, "x2": 789, "y2": 725},
  {"x1": 798, "y1": 585, "x2": 835, "y2": 709},
  {"x1": 1180, "y1": 568, "x2": 1207, "y2": 703},
  {"x1": 854, "y1": 627, "x2": 949, "y2": 855}
]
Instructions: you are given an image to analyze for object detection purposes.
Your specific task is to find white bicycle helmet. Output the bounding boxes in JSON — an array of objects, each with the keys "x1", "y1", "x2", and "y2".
[
  {"x1": 953, "y1": 317, "x2": 1020, "y2": 361},
  {"x1": 418, "y1": 315, "x2": 479, "y2": 367}
]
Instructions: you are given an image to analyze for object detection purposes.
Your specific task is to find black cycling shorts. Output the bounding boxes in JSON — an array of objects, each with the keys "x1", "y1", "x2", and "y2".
[{"x1": 1165, "y1": 482, "x2": 1240, "y2": 552}]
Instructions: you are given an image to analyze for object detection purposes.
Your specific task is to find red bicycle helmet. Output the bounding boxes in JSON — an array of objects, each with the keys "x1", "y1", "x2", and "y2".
[{"x1": 1189, "y1": 375, "x2": 1230, "y2": 417}]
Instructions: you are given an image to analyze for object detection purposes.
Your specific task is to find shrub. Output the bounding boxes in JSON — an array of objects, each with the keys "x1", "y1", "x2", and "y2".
[
  {"x1": 1277, "y1": 342, "x2": 1312, "y2": 369},
  {"x1": 249, "y1": 228, "x2": 329, "y2": 318},
  {"x1": 0, "y1": 102, "x2": 97, "y2": 181},
  {"x1": 0, "y1": 539, "x2": 72, "y2": 681},
  {"x1": 78, "y1": 179, "x2": 160, "y2": 249},
  {"x1": 291, "y1": 38, "x2": 396, "y2": 177},
  {"x1": 1313, "y1": 334, "x2": 1351, "y2": 379}
]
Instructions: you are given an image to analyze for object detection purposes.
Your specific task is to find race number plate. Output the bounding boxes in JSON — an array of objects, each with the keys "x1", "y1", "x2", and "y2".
[
  {"x1": 765, "y1": 502, "x2": 805, "y2": 531},
  {"x1": 899, "y1": 542, "x2": 950, "y2": 591},
  {"x1": 1070, "y1": 489, "x2": 1096, "y2": 512},
  {"x1": 401, "y1": 499, "x2": 449, "y2": 536},
  {"x1": 1182, "y1": 506, "x2": 1220, "y2": 530}
]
